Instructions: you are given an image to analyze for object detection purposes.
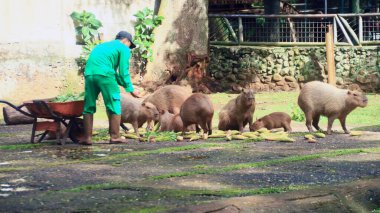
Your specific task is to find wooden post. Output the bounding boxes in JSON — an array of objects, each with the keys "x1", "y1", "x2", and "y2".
[{"x1": 326, "y1": 24, "x2": 336, "y2": 85}]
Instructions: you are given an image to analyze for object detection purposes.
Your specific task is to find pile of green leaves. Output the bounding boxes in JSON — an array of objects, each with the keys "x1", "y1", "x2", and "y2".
[
  {"x1": 143, "y1": 131, "x2": 177, "y2": 142},
  {"x1": 289, "y1": 104, "x2": 305, "y2": 122},
  {"x1": 133, "y1": 7, "x2": 164, "y2": 74},
  {"x1": 51, "y1": 92, "x2": 85, "y2": 103}
]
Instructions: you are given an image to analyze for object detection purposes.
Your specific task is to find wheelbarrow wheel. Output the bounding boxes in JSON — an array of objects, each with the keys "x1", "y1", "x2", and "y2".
[{"x1": 68, "y1": 118, "x2": 84, "y2": 144}]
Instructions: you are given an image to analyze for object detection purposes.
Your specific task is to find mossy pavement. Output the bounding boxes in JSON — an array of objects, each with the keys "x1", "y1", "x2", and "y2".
[{"x1": 0, "y1": 91, "x2": 379, "y2": 212}]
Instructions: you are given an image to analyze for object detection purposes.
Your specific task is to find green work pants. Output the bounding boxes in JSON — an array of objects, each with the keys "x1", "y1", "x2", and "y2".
[{"x1": 83, "y1": 74, "x2": 121, "y2": 115}]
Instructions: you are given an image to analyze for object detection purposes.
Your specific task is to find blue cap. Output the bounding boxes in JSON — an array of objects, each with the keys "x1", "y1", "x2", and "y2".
[{"x1": 115, "y1": 31, "x2": 136, "y2": 49}]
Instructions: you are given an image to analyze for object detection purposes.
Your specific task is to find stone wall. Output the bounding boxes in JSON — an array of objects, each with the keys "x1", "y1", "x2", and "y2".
[{"x1": 208, "y1": 45, "x2": 380, "y2": 92}]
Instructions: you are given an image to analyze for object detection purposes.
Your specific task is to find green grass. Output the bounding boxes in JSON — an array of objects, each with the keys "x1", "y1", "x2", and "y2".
[
  {"x1": 0, "y1": 142, "x2": 54, "y2": 150},
  {"x1": 59, "y1": 182, "x2": 310, "y2": 213},
  {"x1": 150, "y1": 147, "x2": 380, "y2": 180},
  {"x1": 64, "y1": 182, "x2": 308, "y2": 198}
]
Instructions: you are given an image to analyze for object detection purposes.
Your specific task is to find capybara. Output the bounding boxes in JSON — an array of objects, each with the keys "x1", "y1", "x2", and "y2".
[
  {"x1": 298, "y1": 81, "x2": 368, "y2": 134},
  {"x1": 120, "y1": 94, "x2": 160, "y2": 135},
  {"x1": 142, "y1": 85, "x2": 192, "y2": 114},
  {"x1": 159, "y1": 110, "x2": 196, "y2": 132},
  {"x1": 218, "y1": 88, "x2": 256, "y2": 132},
  {"x1": 250, "y1": 112, "x2": 292, "y2": 132},
  {"x1": 180, "y1": 93, "x2": 214, "y2": 135}
]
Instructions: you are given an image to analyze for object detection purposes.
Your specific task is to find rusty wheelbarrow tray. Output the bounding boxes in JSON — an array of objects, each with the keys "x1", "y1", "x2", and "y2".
[{"x1": 0, "y1": 99, "x2": 84, "y2": 145}]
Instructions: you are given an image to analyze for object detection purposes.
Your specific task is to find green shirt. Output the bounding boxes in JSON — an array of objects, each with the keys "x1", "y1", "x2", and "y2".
[{"x1": 84, "y1": 40, "x2": 134, "y2": 92}]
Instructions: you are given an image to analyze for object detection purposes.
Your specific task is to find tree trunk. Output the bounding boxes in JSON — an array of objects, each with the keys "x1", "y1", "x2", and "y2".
[
  {"x1": 142, "y1": 0, "x2": 209, "y2": 90},
  {"x1": 3, "y1": 106, "x2": 34, "y2": 125},
  {"x1": 264, "y1": 0, "x2": 281, "y2": 42}
]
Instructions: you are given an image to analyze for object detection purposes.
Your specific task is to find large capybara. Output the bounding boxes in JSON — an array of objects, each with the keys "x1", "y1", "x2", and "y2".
[
  {"x1": 180, "y1": 93, "x2": 214, "y2": 135},
  {"x1": 250, "y1": 112, "x2": 292, "y2": 132},
  {"x1": 159, "y1": 110, "x2": 196, "y2": 132},
  {"x1": 298, "y1": 81, "x2": 368, "y2": 134},
  {"x1": 218, "y1": 88, "x2": 256, "y2": 132},
  {"x1": 142, "y1": 85, "x2": 192, "y2": 114},
  {"x1": 120, "y1": 94, "x2": 160, "y2": 135}
]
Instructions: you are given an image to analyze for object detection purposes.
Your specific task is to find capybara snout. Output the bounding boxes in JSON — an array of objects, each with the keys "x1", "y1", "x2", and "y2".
[{"x1": 347, "y1": 90, "x2": 368, "y2": 107}]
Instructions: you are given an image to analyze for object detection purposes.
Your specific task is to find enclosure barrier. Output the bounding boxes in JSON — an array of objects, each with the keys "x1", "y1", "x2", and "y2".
[{"x1": 209, "y1": 13, "x2": 380, "y2": 46}]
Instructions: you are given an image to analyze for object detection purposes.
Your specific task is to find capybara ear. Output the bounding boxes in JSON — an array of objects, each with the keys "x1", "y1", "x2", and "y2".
[
  {"x1": 347, "y1": 90, "x2": 352, "y2": 95},
  {"x1": 160, "y1": 109, "x2": 165, "y2": 115},
  {"x1": 141, "y1": 102, "x2": 146, "y2": 106}
]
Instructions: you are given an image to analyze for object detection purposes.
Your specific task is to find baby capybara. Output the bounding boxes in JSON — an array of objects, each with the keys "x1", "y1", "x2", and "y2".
[
  {"x1": 120, "y1": 94, "x2": 160, "y2": 135},
  {"x1": 218, "y1": 88, "x2": 256, "y2": 132},
  {"x1": 298, "y1": 81, "x2": 368, "y2": 134},
  {"x1": 250, "y1": 112, "x2": 292, "y2": 132},
  {"x1": 159, "y1": 110, "x2": 195, "y2": 132},
  {"x1": 180, "y1": 93, "x2": 214, "y2": 135},
  {"x1": 142, "y1": 85, "x2": 191, "y2": 114}
]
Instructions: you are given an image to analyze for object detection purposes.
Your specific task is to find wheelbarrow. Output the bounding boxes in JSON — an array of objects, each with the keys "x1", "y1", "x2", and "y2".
[{"x1": 0, "y1": 99, "x2": 84, "y2": 145}]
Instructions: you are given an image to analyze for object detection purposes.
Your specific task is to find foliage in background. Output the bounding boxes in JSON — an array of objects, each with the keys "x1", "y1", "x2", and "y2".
[
  {"x1": 70, "y1": 11, "x2": 103, "y2": 74},
  {"x1": 70, "y1": 11, "x2": 102, "y2": 44},
  {"x1": 289, "y1": 104, "x2": 305, "y2": 122},
  {"x1": 133, "y1": 7, "x2": 164, "y2": 74}
]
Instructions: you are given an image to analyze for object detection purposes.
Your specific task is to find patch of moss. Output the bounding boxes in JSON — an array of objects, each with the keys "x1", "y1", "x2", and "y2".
[
  {"x1": 0, "y1": 133, "x2": 16, "y2": 138},
  {"x1": 126, "y1": 206, "x2": 168, "y2": 213},
  {"x1": 150, "y1": 147, "x2": 380, "y2": 180},
  {"x1": 0, "y1": 143, "x2": 235, "y2": 173},
  {"x1": 0, "y1": 142, "x2": 54, "y2": 150},
  {"x1": 64, "y1": 182, "x2": 308, "y2": 198}
]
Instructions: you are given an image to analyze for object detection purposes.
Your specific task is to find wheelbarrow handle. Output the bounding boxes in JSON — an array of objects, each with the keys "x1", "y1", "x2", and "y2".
[{"x1": 0, "y1": 100, "x2": 35, "y2": 118}]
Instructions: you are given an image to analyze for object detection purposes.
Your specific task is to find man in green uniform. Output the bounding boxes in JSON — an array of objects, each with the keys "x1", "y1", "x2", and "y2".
[{"x1": 80, "y1": 31, "x2": 140, "y2": 145}]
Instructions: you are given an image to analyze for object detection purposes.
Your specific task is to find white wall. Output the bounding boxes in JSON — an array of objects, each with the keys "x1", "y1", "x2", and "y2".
[{"x1": 0, "y1": 0, "x2": 154, "y2": 103}]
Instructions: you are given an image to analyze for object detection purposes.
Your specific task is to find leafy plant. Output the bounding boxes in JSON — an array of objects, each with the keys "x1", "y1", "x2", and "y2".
[
  {"x1": 75, "y1": 40, "x2": 103, "y2": 73},
  {"x1": 289, "y1": 104, "x2": 305, "y2": 122},
  {"x1": 133, "y1": 7, "x2": 164, "y2": 74},
  {"x1": 51, "y1": 92, "x2": 85, "y2": 103},
  {"x1": 70, "y1": 10, "x2": 102, "y2": 44},
  {"x1": 70, "y1": 11, "x2": 103, "y2": 74}
]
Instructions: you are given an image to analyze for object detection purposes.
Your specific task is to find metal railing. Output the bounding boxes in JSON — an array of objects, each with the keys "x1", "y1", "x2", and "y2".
[{"x1": 209, "y1": 13, "x2": 380, "y2": 46}]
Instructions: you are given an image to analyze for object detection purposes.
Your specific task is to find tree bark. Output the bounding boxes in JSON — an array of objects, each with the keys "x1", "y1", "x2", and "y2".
[
  {"x1": 142, "y1": 0, "x2": 209, "y2": 89},
  {"x1": 264, "y1": 0, "x2": 280, "y2": 42},
  {"x1": 3, "y1": 106, "x2": 34, "y2": 125}
]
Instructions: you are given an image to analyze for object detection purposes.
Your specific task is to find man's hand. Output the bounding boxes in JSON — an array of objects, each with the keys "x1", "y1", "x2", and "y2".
[{"x1": 131, "y1": 90, "x2": 142, "y2": 98}]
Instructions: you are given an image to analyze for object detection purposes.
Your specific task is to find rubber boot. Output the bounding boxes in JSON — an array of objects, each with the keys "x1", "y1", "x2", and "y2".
[
  {"x1": 109, "y1": 114, "x2": 128, "y2": 144},
  {"x1": 79, "y1": 114, "x2": 93, "y2": 145}
]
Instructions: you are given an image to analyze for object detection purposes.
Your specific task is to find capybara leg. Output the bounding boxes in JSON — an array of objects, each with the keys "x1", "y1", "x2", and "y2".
[
  {"x1": 312, "y1": 114, "x2": 321, "y2": 131},
  {"x1": 146, "y1": 120, "x2": 153, "y2": 132},
  {"x1": 199, "y1": 121, "x2": 208, "y2": 135},
  {"x1": 305, "y1": 111, "x2": 314, "y2": 132},
  {"x1": 339, "y1": 116, "x2": 350, "y2": 134},
  {"x1": 238, "y1": 123, "x2": 244, "y2": 133},
  {"x1": 207, "y1": 119, "x2": 212, "y2": 135},
  {"x1": 327, "y1": 116, "x2": 337, "y2": 135},
  {"x1": 132, "y1": 121, "x2": 139, "y2": 137},
  {"x1": 182, "y1": 125, "x2": 187, "y2": 136},
  {"x1": 284, "y1": 123, "x2": 292, "y2": 133},
  {"x1": 120, "y1": 123, "x2": 129, "y2": 132},
  {"x1": 195, "y1": 125, "x2": 201, "y2": 133}
]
